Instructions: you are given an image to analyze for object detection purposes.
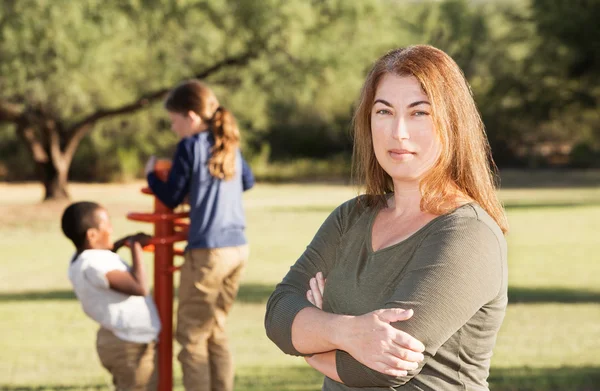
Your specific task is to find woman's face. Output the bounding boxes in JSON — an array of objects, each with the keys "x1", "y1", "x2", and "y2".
[{"x1": 371, "y1": 73, "x2": 441, "y2": 184}]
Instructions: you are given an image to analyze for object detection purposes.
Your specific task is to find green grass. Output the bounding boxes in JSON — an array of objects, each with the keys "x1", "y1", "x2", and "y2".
[{"x1": 0, "y1": 176, "x2": 599, "y2": 390}]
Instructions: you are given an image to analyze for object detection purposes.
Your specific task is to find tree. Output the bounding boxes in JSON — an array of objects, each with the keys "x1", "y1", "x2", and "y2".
[{"x1": 0, "y1": 0, "x2": 383, "y2": 200}]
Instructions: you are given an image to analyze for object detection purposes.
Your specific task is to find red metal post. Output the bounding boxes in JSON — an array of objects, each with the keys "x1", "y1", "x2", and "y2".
[
  {"x1": 127, "y1": 160, "x2": 189, "y2": 391},
  {"x1": 153, "y1": 161, "x2": 174, "y2": 391}
]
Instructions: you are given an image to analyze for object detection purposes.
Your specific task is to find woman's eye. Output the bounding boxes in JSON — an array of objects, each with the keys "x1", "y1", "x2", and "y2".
[
  {"x1": 375, "y1": 109, "x2": 391, "y2": 115},
  {"x1": 414, "y1": 111, "x2": 430, "y2": 117}
]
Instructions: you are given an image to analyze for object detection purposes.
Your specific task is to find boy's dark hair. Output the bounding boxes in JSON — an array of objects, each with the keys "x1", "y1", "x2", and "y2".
[{"x1": 61, "y1": 201, "x2": 103, "y2": 249}]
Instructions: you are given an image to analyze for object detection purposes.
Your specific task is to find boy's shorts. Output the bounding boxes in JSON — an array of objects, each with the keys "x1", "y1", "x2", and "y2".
[{"x1": 96, "y1": 327, "x2": 157, "y2": 391}]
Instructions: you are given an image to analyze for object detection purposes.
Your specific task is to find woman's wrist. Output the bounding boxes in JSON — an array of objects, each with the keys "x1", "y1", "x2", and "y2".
[{"x1": 328, "y1": 314, "x2": 355, "y2": 351}]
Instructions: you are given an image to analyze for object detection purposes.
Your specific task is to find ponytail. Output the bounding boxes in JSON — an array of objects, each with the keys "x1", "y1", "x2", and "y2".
[{"x1": 209, "y1": 106, "x2": 240, "y2": 180}]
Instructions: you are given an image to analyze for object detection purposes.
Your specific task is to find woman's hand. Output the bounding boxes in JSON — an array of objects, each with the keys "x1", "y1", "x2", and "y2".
[
  {"x1": 306, "y1": 272, "x2": 326, "y2": 309},
  {"x1": 338, "y1": 308, "x2": 425, "y2": 376},
  {"x1": 305, "y1": 272, "x2": 425, "y2": 377}
]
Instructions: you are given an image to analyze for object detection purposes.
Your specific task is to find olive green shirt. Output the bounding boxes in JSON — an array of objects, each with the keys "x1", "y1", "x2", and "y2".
[{"x1": 265, "y1": 196, "x2": 507, "y2": 390}]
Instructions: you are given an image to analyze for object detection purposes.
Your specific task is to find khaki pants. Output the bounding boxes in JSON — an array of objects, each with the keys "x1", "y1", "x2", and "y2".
[
  {"x1": 96, "y1": 327, "x2": 157, "y2": 391},
  {"x1": 177, "y1": 245, "x2": 249, "y2": 391}
]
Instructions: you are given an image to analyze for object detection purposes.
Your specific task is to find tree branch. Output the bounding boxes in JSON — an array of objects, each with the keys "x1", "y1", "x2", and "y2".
[
  {"x1": 16, "y1": 121, "x2": 48, "y2": 164},
  {"x1": 47, "y1": 120, "x2": 64, "y2": 170},
  {"x1": 65, "y1": 50, "x2": 258, "y2": 135},
  {"x1": 0, "y1": 100, "x2": 24, "y2": 123},
  {"x1": 63, "y1": 123, "x2": 92, "y2": 168}
]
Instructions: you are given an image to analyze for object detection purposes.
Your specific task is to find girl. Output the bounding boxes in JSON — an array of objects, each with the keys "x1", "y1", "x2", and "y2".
[{"x1": 147, "y1": 80, "x2": 254, "y2": 391}]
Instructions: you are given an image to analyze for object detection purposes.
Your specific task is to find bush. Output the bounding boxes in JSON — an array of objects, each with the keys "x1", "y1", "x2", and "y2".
[{"x1": 569, "y1": 142, "x2": 600, "y2": 168}]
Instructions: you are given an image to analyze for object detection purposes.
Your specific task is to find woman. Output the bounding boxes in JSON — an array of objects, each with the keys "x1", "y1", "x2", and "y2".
[
  {"x1": 265, "y1": 45, "x2": 508, "y2": 390},
  {"x1": 146, "y1": 80, "x2": 254, "y2": 391}
]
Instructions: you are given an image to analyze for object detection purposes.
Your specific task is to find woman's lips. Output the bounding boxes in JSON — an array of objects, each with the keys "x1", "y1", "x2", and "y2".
[{"x1": 388, "y1": 149, "x2": 415, "y2": 160}]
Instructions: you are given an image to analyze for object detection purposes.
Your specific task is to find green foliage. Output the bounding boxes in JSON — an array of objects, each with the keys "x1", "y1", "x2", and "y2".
[
  {"x1": 1, "y1": 0, "x2": 598, "y2": 182},
  {"x1": 569, "y1": 142, "x2": 600, "y2": 169}
]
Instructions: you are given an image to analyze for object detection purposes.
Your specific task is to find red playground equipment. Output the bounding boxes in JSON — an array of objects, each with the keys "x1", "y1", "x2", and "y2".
[{"x1": 127, "y1": 160, "x2": 188, "y2": 391}]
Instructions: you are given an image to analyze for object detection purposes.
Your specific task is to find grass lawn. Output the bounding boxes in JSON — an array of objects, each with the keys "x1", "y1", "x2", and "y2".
[{"x1": 0, "y1": 174, "x2": 599, "y2": 390}]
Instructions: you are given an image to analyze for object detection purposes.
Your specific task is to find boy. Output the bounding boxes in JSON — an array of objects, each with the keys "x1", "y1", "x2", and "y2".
[{"x1": 61, "y1": 201, "x2": 161, "y2": 391}]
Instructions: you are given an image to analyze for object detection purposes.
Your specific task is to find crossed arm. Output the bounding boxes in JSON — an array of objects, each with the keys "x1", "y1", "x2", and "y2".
[
  {"x1": 301, "y1": 273, "x2": 424, "y2": 383},
  {"x1": 265, "y1": 202, "x2": 503, "y2": 388},
  {"x1": 265, "y1": 201, "x2": 426, "y2": 385}
]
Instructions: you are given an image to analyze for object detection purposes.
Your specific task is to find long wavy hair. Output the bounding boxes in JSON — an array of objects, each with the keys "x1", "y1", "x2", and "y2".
[
  {"x1": 353, "y1": 45, "x2": 508, "y2": 233},
  {"x1": 164, "y1": 80, "x2": 240, "y2": 180}
]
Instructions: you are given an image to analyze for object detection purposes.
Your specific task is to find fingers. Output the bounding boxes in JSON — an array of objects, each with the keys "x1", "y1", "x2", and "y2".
[
  {"x1": 309, "y1": 277, "x2": 323, "y2": 309},
  {"x1": 371, "y1": 361, "x2": 408, "y2": 377},
  {"x1": 316, "y1": 272, "x2": 325, "y2": 296},
  {"x1": 306, "y1": 290, "x2": 316, "y2": 306},
  {"x1": 366, "y1": 348, "x2": 424, "y2": 377},
  {"x1": 307, "y1": 272, "x2": 326, "y2": 309},
  {"x1": 381, "y1": 354, "x2": 420, "y2": 372},
  {"x1": 387, "y1": 342, "x2": 425, "y2": 363},
  {"x1": 391, "y1": 329, "x2": 425, "y2": 353},
  {"x1": 377, "y1": 308, "x2": 414, "y2": 323},
  {"x1": 375, "y1": 309, "x2": 426, "y2": 353}
]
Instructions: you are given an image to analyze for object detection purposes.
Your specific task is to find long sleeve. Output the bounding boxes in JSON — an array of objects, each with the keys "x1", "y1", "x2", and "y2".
[
  {"x1": 147, "y1": 139, "x2": 193, "y2": 209},
  {"x1": 335, "y1": 215, "x2": 505, "y2": 388},
  {"x1": 265, "y1": 199, "x2": 360, "y2": 356},
  {"x1": 241, "y1": 155, "x2": 254, "y2": 191}
]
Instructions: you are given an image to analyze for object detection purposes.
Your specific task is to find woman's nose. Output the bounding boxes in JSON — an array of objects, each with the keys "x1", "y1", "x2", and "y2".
[{"x1": 391, "y1": 117, "x2": 410, "y2": 140}]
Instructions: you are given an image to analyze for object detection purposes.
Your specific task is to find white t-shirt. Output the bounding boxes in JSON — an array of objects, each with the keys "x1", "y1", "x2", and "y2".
[{"x1": 68, "y1": 249, "x2": 161, "y2": 343}]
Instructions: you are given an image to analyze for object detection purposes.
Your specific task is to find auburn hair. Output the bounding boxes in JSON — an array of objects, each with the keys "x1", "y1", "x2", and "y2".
[
  {"x1": 165, "y1": 80, "x2": 240, "y2": 180},
  {"x1": 352, "y1": 45, "x2": 508, "y2": 233}
]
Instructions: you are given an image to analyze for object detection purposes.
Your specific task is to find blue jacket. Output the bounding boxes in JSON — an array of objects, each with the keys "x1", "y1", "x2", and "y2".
[{"x1": 147, "y1": 131, "x2": 254, "y2": 249}]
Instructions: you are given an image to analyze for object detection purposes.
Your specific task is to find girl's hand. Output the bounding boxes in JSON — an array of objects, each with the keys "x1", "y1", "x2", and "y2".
[
  {"x1": 306, "y1": 272, "x2": 326, "y2": 309},
  {"x1": 144, "y1": 156, "x2": 157, "y2": 176}
]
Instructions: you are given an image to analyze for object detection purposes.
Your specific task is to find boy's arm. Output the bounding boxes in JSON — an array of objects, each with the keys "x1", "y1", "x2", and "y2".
[
  {"x1": 106, "y1": 235, "x2": 151, "y2": 296},
  {"x1": 112, "y1": 235, "x2": 131, "y2": 253}
]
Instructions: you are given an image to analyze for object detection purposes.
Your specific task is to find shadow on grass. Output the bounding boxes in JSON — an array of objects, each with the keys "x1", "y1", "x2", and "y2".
[
  {"x1": 489, "y1": 365, "x2": 600, "y2": 391},
  {"x1": 0, "y1": 283, "x2": 275, "y2": 304},
  {"x1": 0, "y1": 379, "x2": 185, "y2": 391},
  {"x1": 267, "y1": 200, "x2": 600, "y2": 214},
  {"x1": 0, "y1": 385, "x2": 108, "y2": 391},
  {"x1": 508, "y1": 286, "x2": 600, "y2": 304},
  {"x1": 1, "y1": 366, "x2": 598, "y2": 391},
  {"x1": 499, "y1": 169, "x2": 600, "y2": 189},
  {"x1": 234, "y1": 365, "x2": 600, "y2": 391},
  {"x1": 237, "y1": 283, "x2": 275, "y2": 304},
  {"x1": 235, "y1": 365, "x2": 323, "y2": 391},
  {"x1": 0, "y1": 290, "x2": 76, "y2": 302},
  {"x1": 236, "y1": 365, "x2": 600, "y2": 391},
  {"x1": 2, "y1": 285, "x2": 599, "y2": 305},
  {"x1": 267, "y1": 205, "x2": 337, "y2": 214},
  {"x1": 504, "y1": 200, "x2": 600, "y2": 210}
]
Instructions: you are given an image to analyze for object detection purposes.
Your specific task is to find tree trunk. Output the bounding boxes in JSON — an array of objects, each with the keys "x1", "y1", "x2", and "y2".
[{"x1": 40, "y1": 158, "x2": 70, "y2": 201}]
